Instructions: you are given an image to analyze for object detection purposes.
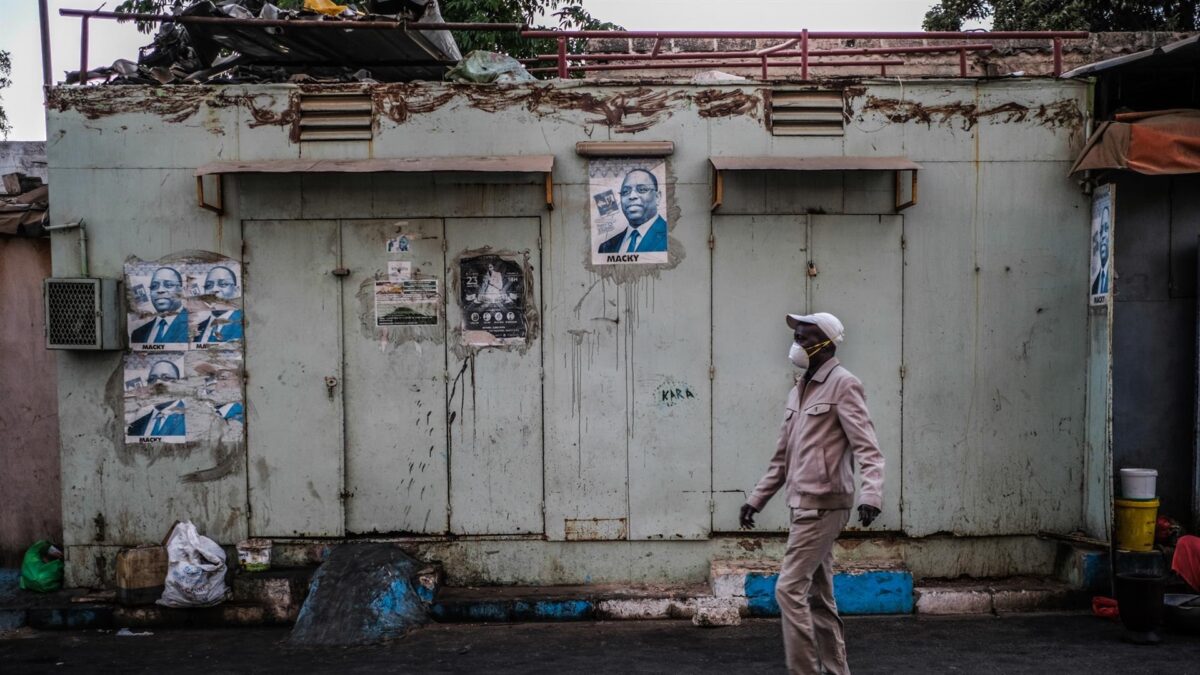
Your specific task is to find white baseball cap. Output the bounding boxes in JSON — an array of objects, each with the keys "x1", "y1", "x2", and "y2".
[{"x1": 785, "y1": 312, "x2": 845, "y2": 344}]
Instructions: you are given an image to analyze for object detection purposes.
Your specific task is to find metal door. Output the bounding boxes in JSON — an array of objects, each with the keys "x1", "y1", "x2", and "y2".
[
  {"x1": 809, "y1": 215, "x2": 903, "y2": 532},
  {"x1": 244, "y1": 219, "x2": 345, "y2": 537},
  {"x1": 341, "y1": 219, "x2": 448, "y2": 534},
  {"x1": 712, "y1": 215, "x2": 809, "y2": 532},
  {"x1": 445, "y1": 218, "x2": 544, "y2": 534}
]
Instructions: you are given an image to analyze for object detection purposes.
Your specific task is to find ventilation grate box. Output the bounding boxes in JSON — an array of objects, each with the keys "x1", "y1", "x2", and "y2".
[
  {"x1": 769, "y1": 91, "x2": 845, "y2": 137},
  {"x1": 44, "y1": 278, "x2": 123, "y2": 350},
  {"x1": 298, "y1": 93, "x2": 375, "y2": 142}
]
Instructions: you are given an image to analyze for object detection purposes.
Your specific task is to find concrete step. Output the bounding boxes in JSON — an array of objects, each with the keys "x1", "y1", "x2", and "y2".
[
  {"x1": 711, "y1": 559, "x2": 915, "y2": 616},
  {"x1": 914, "y1": 577, "x2": 1087, "y2": 616},
  {"x1": 0, "y1": 566, "x2": 319, "y2": 632}
]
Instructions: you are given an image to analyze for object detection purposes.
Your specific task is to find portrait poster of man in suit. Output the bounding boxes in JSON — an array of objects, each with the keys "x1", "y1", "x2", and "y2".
[
  {"x1": 589, "y1": 158, "x2": 670, "y2": 265},
  {"x1": 126, "y1": 261, "x2": 191, "y2": 351},
  {"x1": 187, "y1": 263, "x2": 244, "y2": 348},
  {"x1": 124, "y1": 398, "x2": 187, "y2": 443},
  {"x1": 1089, "y1": 185, "x2": 1113, "y2": 306}
]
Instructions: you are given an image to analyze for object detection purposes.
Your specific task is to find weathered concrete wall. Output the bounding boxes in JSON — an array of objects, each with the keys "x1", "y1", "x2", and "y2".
[
  {"x1": 46, "y1": 77, "x2": 1091, "y2": 585},
  {"x1": 0, "y1": 236, "x2": 61, "y2": 566}
]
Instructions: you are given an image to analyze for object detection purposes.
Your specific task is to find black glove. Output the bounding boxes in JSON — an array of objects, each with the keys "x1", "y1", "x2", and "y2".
[
  {"x1": 858, "y1": 505, "x2": 881, "y2": 527},
  {"x1": 739, "y1": 503, "x2": 759, "y2": 529}
]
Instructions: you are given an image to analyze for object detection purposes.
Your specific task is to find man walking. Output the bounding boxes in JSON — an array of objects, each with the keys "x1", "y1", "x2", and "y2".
[{"x1": 740, "y1": 312, "x2": 885, "y2": 675}]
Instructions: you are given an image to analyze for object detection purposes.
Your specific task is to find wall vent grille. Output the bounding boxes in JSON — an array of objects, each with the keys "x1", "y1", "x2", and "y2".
[
  {"x1": 44, "y1": 278, "x2": 123, "y2": 350},
  {"x1": 769, "y1": 91, "x2": 845, "y2": 136},
  {"x1": 298, "y1": 94, "x2": 374, "y2": 142}
]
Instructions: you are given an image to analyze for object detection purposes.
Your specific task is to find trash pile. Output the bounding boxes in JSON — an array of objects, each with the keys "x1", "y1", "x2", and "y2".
[
  {"x1": 0, "y1": 173, "x2": 48, "y2": 237},
  {"x1": 81, "y1": 0, "x2": 462, "y2": 85}
]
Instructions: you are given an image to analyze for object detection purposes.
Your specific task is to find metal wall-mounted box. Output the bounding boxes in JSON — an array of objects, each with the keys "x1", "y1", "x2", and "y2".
[{"x1": 44, "y1": 277, "x2": 124, "y2": 350}]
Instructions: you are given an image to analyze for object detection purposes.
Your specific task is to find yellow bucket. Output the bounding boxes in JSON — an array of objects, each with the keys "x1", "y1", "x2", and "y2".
[{"x1": 1114, "y1": 498, "x2": 1159, "y2": 552}]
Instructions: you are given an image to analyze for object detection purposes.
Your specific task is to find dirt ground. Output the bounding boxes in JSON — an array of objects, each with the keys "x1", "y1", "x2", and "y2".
[{"x1": 3, "y1": 612, "x2": 1199, "y2": 674}]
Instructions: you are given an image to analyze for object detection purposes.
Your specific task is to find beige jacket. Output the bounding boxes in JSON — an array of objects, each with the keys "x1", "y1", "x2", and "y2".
[{"x1": 748, "y1": 357, "x2": 885, "y2": 512}]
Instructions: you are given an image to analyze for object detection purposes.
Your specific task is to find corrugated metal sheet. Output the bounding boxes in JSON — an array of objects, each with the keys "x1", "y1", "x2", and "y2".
[{"x1": 1061, "y1": 34, "x2": 1200, "y2": 78}]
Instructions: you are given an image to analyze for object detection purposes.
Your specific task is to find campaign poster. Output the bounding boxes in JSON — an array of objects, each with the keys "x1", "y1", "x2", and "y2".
[
  {"x1": 123, "y1": 352, "x2": 187, "y2": 393},
  {"x1": 1090, "y1": 185, "x2": 1113, "y2": 306},
  {"x1": 375, "y1": 278, "x2": 440, "y2": 327},
  {"x1": 126, "y1": 258, "x2": 244, "y2": 351},
  {"x1": 124, "y1": 397, "x2": 188, "y2": 444},
  {"x1": 459, "y1": 254, "x2": 526, "y2": 344},
  {"x1": 125, "y1": 260, "x2": 190, "y2": 351},
  {"x1": 589, "y1": 158, "x2": 669, "y2": 265}
]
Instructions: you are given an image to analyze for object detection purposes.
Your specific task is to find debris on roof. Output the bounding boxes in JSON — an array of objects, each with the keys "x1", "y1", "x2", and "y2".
[
  {"x1": 78, "y1": 0, "x2": 462, "y2": 85},
  {"x1": 0, "y1": 175, "x2": 49, "y2": 237},
  {"x1": 445, "y1": 51, "x2": 534, "y2": 84}
]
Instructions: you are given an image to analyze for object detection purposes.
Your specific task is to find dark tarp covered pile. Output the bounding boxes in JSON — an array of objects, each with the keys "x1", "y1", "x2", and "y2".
[
  {"x1": 79, "y1": 0, "x2": 461, "y2": 85},
  {"x1": 0, "y1": 181, "x2": 48, "y2": 237}
]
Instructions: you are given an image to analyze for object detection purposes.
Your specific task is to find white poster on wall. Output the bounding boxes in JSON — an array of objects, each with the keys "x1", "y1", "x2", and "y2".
[
  {"x1": 1090, "y1": 185, "x2": 1113, "y2": 306},
  {"x1": 589, "y1": 158, "x2": 669, "y2": 265}
]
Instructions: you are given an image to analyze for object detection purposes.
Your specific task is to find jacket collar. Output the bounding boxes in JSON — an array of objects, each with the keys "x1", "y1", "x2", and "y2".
[{"x1": 808, "y1": 357, "x2": 840, "y2": 384}]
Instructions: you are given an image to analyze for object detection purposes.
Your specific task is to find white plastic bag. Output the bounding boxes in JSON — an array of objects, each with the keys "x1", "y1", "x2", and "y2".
[{"x1": 156, "y1": 520, "x2": 229, "y2": 608}]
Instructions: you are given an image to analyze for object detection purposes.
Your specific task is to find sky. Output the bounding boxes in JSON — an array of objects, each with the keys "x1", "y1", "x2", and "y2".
[{"x1": 0, "y1": 0, "x2": 982, "y2": 141}]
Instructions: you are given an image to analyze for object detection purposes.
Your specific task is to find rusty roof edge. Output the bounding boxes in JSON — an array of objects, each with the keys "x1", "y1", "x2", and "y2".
[
  {"x1": 194, "y1": 155, "x2": 555, "y2": 176},
  {"x1": 709, "y1": 156, "x2": 922, "y2": 171}
]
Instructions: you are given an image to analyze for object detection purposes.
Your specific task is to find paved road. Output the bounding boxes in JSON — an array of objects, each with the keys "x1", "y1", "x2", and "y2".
[{"x1": 2, "y1": 613, "x2": 1198, "y2": 674}]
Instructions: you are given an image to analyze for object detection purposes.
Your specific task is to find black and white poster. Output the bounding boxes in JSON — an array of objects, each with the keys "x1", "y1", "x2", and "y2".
[{"x1": 459, "y1": 254, "x2": 526, "y2": 344}]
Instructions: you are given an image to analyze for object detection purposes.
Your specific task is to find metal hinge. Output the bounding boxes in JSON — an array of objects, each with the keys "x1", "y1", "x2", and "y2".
[
  {"x1": 709, "y1": 365, "x2": 715, "y2": 381},
  {"x1": 538, "y1": 234, "x2": 543, "y2": 251},
  {"x1": 899, "y1": 365, "x2": 907, "y2": 379},
  {"x1": 901, "y1": 235, "x2": 907, "y2": 250},
  {"x1": 708, "y1": 499, "x2": 716, "y2": 514},
  {"x1": 708, "y1": 234, "x2": 716, "y2": 251},
  {"x1": 338, "y1": 490, "x2": 353, "y2": 501},
  {"x1": 540, "y1": 367, "x2": 545, "y2": 381},
  {"x1": 332, "y1": 267, "x2": 351, "y2": 277},
  {"x1": 441, "y1": 238, "x2": 447, "y2": 253}
]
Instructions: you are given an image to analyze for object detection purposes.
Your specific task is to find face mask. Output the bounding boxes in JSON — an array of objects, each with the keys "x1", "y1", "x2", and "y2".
[
  {"x1": 788, "y1": 343, "x2": 809, "y2": 369},
  {"x1": 788, "y1": 339, "x2": 833, "y2": 369}
]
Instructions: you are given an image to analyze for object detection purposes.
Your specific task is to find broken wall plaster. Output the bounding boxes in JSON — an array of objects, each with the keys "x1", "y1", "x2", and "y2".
[
  {"x1": 858, "y1": 94, "x2": 1085, "y2": 132},
  {"x1": 49, "y1": 83, "x2": 762, "y2": 137}
]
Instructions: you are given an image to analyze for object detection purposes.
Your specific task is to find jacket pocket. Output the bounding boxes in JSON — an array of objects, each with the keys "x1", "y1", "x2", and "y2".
[{"x1": 805, "y1": 402, "x2": 831, "y2": 415}]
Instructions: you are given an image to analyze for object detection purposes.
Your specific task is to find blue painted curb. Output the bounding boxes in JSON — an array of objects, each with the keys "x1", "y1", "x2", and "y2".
[
  {"x1": 745, "y1": 570, "x2": 914, "y2": 616},
  {"x1": 0, "y1": 608, "x2": 27, "y2": 632},
  {"x1": 431, "y1": 599, "x2": 595, "y2": 622}
]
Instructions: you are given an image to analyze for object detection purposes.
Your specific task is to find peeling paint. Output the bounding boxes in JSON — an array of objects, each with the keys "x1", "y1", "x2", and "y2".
[
  {"x1": 49, "y1": 83, "x2": 761, "y2": 137},
  {"x1": 860, "y1": 95, "x2": 1084, "y2": 132}
]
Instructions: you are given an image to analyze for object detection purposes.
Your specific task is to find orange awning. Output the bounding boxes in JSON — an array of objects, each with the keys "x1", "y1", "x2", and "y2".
[{"x1": 1070, "y1": 110, "x2": 1200, "y2": 176}]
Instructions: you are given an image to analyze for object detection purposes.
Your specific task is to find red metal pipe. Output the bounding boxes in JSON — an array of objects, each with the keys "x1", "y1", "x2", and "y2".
[
  {"x1": 527, "y1": 59, "x2": 905, "y2": 74},
  {"x1": 39, "y1": 0, "x2": 53, "y2": 87},
  {"x1": 959, "y1": 48, "x2": 967, "y2": 77},
  {"x1": 801, "y1": 28, "x2": 809, "y2": 80},
  {"x1": 79, "y1": 15, "x2": 89, "y2": 85},
  {"x1": 557, "y1": 37, "x2": 568, "y2": 78},
  {"x1": 59, "y1": 8, "x2": 525, "y2": 31},
  {"x1": 520, "y1": 29, "x2": 1088, "y2": 39},
  {"x1": 1053, "y1": 37, "x2": 1063, "y2": 76},
  {"x1": 651, "y1": 37, "x2": 663, "y2": 57},
  {"x1": 522, "y1": 43, "x2": 994, "y2": 63}
]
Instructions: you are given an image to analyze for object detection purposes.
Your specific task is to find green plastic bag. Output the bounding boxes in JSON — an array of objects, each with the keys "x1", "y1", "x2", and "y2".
[{"x1": 19, "y1": 540, "x2": 64, "y2": 593}]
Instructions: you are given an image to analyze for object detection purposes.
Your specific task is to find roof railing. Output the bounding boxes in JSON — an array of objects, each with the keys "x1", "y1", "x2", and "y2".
[{"x1": 57, "y1": 8, "x2": 1088, "y2": 84}]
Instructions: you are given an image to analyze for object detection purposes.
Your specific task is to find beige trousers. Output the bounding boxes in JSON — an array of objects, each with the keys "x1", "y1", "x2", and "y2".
[{"x1": 775, "y1": 507, "x2": 851, "y2": 675}]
